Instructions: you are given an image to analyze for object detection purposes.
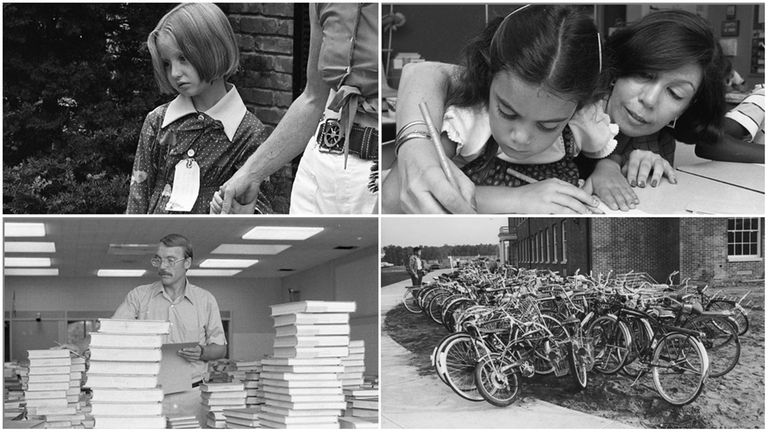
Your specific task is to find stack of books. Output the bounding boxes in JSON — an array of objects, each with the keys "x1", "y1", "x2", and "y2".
[
  {"x1": 341, "y1": 340, "x2": 366, "y2": 388},
  {"x1": 167, "y1": 415, "x2": 199, "y2": 429},
  {"x1": 222, "y1": 406, "x2": 262, "y2": 428},
  {"x1": 3, "y1": 362, "x2": 24, "y2": 420},
  {"x1": 259, "y1": 300, "x2": 356, "y2": 429},
  {"x1": 230, "y1": 359, "x2": 261, "y2": 382},
  {"x1": 342, "y1": 387, "x2": 379, "y2": 419},
  {"x1": 23, "y1": 350, "x2": 72, "y2": 428},
  {"x1": 244, "y1": 368, "x2": 264, "y2": 407},
  {"x1": 200, "y1": 382, "x2": 246, "y2": 428},
  {"x1": 87, "y1": 319, "x2": 169, "y2": 429}
]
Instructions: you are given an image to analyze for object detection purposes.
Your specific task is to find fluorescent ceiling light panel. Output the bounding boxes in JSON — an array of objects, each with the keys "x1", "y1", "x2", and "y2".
[
  {"x1": 107, "y1": 244, "x2": 157, "y2": 255},
  {"x1": 242, "y1": 226, "x2": 324, "y2": 241},
  {"x1": 211, "y1": 244, "x2": 291, "y2": 255},
  {"x1": 187, "y1": 269, "x2": 242, "y2": 277},
  {"x1": 4, "y1": 223, "x2": 46, "y2": 237},
  {"x1": 4, "y1": 268, "x2": 59, "y2": 276},
  {"x1": 4, "y1": 257, "x2": 52, "y2": 267},
  {"x1": 199, "y1": 259, "x2": 259, "y2": 268},
  {"x1": 4, "y1": 242, "x2": 56, "y2": 253},
  {"x1": 97, "y1": 269, "x2": 146, "y2": 277}
]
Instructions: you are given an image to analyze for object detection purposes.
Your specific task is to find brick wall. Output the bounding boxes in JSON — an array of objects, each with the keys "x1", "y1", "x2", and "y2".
[
  {"x1": 590, "y1": 218, "x2": 679, "y2": 282},
  {"x1": 680, "y1": 219, "x2": 765, "y2": 284},
  {"x1": 225, "y1": 3, "x2": 295, "y2": 130},
  {"x1": 221, "y1": 3, "x2": 299, "y2": 213}
]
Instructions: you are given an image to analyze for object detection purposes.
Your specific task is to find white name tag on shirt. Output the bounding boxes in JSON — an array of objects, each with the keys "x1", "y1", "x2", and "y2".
[{"x1": 165, "y1": 159, "x2": 200, "y2": 212}]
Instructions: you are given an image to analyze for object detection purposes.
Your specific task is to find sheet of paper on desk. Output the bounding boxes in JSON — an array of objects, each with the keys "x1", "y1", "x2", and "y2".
[
  {"x1": 685, "y1": 199, "x2": 765, "y2": 214},
  {"x1": 593, "y1": 198, "x2": 650, "y2": 215},
  {"x1": 158, "y1": 342, "x2": 197, "y2": 395}
]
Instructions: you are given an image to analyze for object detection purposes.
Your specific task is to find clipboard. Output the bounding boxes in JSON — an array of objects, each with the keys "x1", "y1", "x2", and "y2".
[{"x1": 158, "y1": 342, "x2": 198, "y2": 395}]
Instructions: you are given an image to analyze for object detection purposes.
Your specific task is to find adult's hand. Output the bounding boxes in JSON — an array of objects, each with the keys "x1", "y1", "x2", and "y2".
[
  {"x1": 623, "y1": 149, "x2": 677, "y2": 188},
  {"x1": 210, "y1": 169, "x2": 259, "y2": 214},
  {"x1": 177, "y1": 344, "x2": 203, "y2": 362},
  {"x1": 396, "y1": 140, "x2": 476, "y2": 213},
  {"x1": 588, "y1": 158, "x2": 638, "y2": 211}
]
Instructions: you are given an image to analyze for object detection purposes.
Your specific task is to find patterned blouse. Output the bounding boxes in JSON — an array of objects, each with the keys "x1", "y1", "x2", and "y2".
[{"x1": 126, "y1": 86, "x2": 268, "y2": 214}]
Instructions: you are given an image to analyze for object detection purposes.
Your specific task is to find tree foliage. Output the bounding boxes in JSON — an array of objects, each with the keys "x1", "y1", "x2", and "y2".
[
  {"x1": 3, "y1": 3, "x2": 173, "y2": 213},
  {"x1": 382, "y1": 244, "x2": 498, "y2": 266}
]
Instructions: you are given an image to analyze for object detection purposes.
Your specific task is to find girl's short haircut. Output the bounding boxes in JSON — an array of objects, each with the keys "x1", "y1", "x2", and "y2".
[
  {"x1": 449, "y1": 5, "x2": 602, "y2": 110},
  {"x1": 605, "y1": 10, "x2": 726, "y2": 144},
  {"x1": 148, "y1": 3, "x2": 239, "y2": 94}
]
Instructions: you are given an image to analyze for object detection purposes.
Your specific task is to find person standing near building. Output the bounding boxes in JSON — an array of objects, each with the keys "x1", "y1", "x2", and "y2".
[{"x1": 407, "y1": 247, "x2": 425, "y2": 286}]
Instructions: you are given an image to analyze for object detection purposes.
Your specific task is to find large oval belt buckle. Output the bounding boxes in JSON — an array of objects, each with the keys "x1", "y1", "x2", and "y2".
[{"x1": 317, "y1": 118, "x2": 344, "y2": 154}]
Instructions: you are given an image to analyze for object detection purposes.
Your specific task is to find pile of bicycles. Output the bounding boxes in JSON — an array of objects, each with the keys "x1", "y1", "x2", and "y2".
[{"x1": 402, "y1": 265, "x2": 747, "y2": 407}]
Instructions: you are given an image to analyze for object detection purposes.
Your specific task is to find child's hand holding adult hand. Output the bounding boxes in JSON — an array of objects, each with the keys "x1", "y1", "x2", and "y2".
[
  {"x1": 622, "y1": 149, "x2": 677, "y2": 188},
  {"x1": 518, "y1": 179, "x2": 601, "y2": 214},
  {"x1": 397, "y1": 141, "x2": 476, "y2": 213},
  {"x1": 588, "y1": 158, "x2": 639, "y2": 211},
  {"x1": 211, "y1": 169, "x2": 260, "y2": 214}
]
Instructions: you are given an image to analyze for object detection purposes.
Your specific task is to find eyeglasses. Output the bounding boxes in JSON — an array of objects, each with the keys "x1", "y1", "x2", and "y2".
[{"x1": 151, "y1": 256, "x2": 187, "y2": 268}]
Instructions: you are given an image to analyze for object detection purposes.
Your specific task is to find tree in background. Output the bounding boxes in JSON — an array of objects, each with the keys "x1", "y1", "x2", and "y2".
[
  {"x1": 3, "y1": 4, "x2": 170, "y2": 213},
  {"x1": 382, "y1": 244, "x2": 497, "y2": 267}
]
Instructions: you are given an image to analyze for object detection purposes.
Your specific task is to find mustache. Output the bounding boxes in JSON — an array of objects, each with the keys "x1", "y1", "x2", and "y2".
[{"x1": 158, "y1": 271, "x2": 172, "y2": 276}]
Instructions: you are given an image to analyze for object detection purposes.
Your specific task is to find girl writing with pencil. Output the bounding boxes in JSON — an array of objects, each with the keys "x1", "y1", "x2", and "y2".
[
  {"x1": 126, "y1": 3, "x2": 269, "y2": 214},
  {"x1": 391, "y1": 8, "x2": 733, "y2": 213},
  {"x1": 383, "y1": 5, "x2": 615, "y2": 214}
]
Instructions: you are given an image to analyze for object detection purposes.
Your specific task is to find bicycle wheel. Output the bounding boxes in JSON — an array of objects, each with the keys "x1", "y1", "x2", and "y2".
[
  {"x1": 565, "y1": 340, "x2": 588, "y2": 391},
  {"x1": 706, "y1": 300, "x2": 749, "y2": 336},
  {"x1": 684, "y1": 315, "x2": 740, "y2": 378},
  {"x1": 433, "y1": 332, "x2": 468, "y2": 385},
  {"x1": 441, "y1": 297, "x2": 473, "y2": 332},
  {"x1": 422, "y1": 288, "x2": 450, "y2": 321},
  {"x1": 651, "y1": 333, "x2": 708, "y2": 406},
  {"x1": 403, "y1": 288, "x2": 422, "y2": 313},
  {"x1": 438, "y1": 333, "x2": 487, "y2": 402},
  {"x1": 474, "y1": 354, "x2": 520, "y2": 407},
  {"x1": 428, "y1": 291, "x2": 452, "y2": 324},
  {"x1": 621, "y1": 316, "x2": 654, "y2": 378},
  {"x1": 532, "y1": 315, "x2": 570, "y2": 375},
  {"x1": 586, "y1": 315, "x2": 631, "y2": 375}
]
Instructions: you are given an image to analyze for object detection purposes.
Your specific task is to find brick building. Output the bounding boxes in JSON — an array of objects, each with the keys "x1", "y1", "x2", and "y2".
[
  {"x1": 220, "y1": 3, "x2": 311, "y2": 213},
  {"x1": 505, "y1": 218, "x2": 764, "y2": 285}
]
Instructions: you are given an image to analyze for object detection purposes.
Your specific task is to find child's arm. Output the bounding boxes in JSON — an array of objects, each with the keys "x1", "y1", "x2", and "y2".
[
  {"x1": 474, "y1": 180, "x2": 600, "y2": 214},
  {"x1": 395, "y1": 62, "x2": 475, "y2": 213},
  {"x1": 125, "y1": 115, "x2": 157, "y2": 214},
  {"x1": 383, "y1": 131, "x2": 470, "y2": 213},
  {"x1": 694, "y1": 118, "x2": 764, "y2": 163},
  {"x1": 216, "y1": 6, "x2": 331, "y2": 213}
]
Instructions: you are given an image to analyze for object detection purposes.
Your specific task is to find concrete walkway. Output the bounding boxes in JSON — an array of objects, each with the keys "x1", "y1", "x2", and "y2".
[{"x1": 380, "y1": 271, "x2": 629, "y2": 429}]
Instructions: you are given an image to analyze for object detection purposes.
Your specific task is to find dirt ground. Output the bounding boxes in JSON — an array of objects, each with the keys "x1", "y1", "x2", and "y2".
[{"x1": 383, "y1": 285, "x2": 765, "y2": 429}]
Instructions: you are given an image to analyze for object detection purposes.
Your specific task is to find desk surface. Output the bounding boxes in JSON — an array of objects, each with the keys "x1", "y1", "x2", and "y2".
[
  {"x1": 603, "y1": 168, "x2": 764, "y2": 215},
  {"x1": 676, "y1": 161, "x2": 764, "y2": 193}
]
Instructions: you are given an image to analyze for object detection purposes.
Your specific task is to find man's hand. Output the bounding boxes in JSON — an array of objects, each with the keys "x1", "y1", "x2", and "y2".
[{"x1": 177, "y1": 344, "x2": 203, "y2": 362}]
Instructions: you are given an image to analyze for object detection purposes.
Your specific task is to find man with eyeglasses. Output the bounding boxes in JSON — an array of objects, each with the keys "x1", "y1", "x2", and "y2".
[{"x1": 112, "y1": 233, "x2": 227, "y2": 385}]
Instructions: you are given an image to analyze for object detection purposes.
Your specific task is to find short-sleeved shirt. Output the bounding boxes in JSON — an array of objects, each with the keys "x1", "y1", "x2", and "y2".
[
  {"x1": 112, "y1": 280, "x2": 227, "y2": 382},
  {"x1": 127, "y1": 85, "x2": 268, "y2": 214},
  {"x1": 442, "y1": 100, "x2": 618, "y2": 166},
  {"x1": 725, "y1": 87, "x2": 764, "y2": 145},
  {"x1": 408, "y1": 255, "x2": 423, "y2": 275},
  {"x1": 316, "y1": 3, "x2": 377, "y2": 100}
]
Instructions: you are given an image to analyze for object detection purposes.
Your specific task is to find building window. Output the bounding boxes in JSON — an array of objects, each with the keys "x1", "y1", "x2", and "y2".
[
  {"x1": 561, "y1": 221, "x2": 568, "y2": 263},
  {"x1": 538, "y1": 232, "x2": 543, "y2": 263},
  {"x1": 545, "y1": 228, "x2": 551, "y2": 263},
  {"x1": 727, "y1": 218, "x2": 762, "y2": 261},
  {"x1": 552, "y1": 224, "x2": 558, "y2": 263}
]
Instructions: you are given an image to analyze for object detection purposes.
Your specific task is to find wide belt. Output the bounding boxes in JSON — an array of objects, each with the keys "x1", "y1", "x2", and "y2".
[{"x1": 316, "y1": 118, "x2": 378, "y2": 161}]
